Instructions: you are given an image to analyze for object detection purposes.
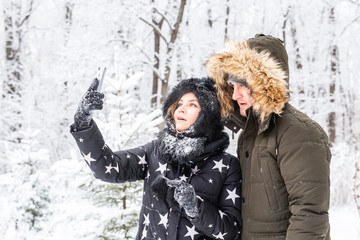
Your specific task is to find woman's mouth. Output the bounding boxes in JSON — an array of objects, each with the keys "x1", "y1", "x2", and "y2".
[{"x1": 177, "y1": 116, "x2": 186, "y2": 121}]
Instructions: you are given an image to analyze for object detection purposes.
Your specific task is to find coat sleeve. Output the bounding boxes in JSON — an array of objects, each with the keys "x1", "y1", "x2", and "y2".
[
  {"x1": 190, "y1": 155, "x2": 242, "y2": 240},
  {"x1": 279, "y1": 121, "x2": 331, "y2": 239},
  {"x1": 70, "y1": 120, "x2": 151, "y2": 183}
]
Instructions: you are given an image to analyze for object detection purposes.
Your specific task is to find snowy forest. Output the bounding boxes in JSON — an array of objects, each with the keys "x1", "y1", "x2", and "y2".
[{"x1": 0, "y1": 0, "x2": 359, "y2": 239}]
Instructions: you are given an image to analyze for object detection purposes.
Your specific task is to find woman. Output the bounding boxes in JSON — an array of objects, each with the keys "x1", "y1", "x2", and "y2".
[{"x1": 70, "y1": 77, "x2": 242, "y2": 240}]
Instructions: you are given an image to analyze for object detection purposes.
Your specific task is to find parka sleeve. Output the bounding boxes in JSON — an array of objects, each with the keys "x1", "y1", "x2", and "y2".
[
  {"x1": 70, "y1": 120, "x2": 152, "y2": 183},
  {"x1": 190, "y1": 155, "x2": 242, "y2": 240},
  {"x1": 279, "y1": 121, "x2": 331, "y2": 239}
]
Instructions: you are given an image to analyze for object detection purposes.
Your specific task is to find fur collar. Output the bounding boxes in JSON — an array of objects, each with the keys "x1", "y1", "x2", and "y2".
[{"x1": 206, "y1": 39, "x2": 290, "y2": 123}]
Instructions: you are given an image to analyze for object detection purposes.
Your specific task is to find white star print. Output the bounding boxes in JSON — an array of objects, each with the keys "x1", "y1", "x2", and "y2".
[
  {"x1": 158, "y1": 212, "x2": 168, "y2": 229},
  {"x1": 197, "y1": 195, "x2": 204, "y2": 202},
  {"x1": 179, "y1": 175, "x2": 188, "y2": 181},
  {"x1": 184, "y1": 225, "x2": 199, "y2": 240},
  {"x1": 156, "y1": 162, "x2": 168, "y2": 174},
  {"x1": 126, "y1": 154, "x2": 131, "y2": 159},
  {"x1": 143, "y1": 213, "x2": 150, "y2": 226},
  {"x1": 219, "y1": 210, "x2": 226, "y2": 219},
  {"x1": 225, "y1": 188, "x2": 240, "y2": 204},
  {"x1": 212, "y1": 231, "x2": 227, "y2": 239},
  {"x1": 208, "y1": 178, "x2": 213, "y2": 184},
  {"x1": 138, "y1": 155, "x2": 147, "y2": 165},
  {"x1": 105, "y1": 163, "x2": 113, "y2": 174},
  {"x1": 113, "y1": 162, "x2": 119, "y2": 173},
  {"x1": 141, "y1": 226, "x2": 147, "y2": 240},
  {"x1": 212, "y1": 159, "x2": 227, "y2": 173},
  {"x1": 208, "y1": 224, "x2": 213, "y2": 228},
  {"x1": 79, "y1": 138, "x2": 84, "y2": 143},
  {"x1": 82, "y1": 152, "x2": 96, "y2": 165},
  {"x1": 191, "y1": 165, "x2": 199, "y2": 174}
]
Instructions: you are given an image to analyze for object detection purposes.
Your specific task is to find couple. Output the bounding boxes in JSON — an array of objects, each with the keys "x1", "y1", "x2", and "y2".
[{"x1": 70, "y1": 34, "x2": 331, "y2": 240}]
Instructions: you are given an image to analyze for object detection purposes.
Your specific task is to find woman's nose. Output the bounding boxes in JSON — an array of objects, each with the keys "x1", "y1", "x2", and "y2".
[{"x1": 177, "y1": 105, "x2": 185, "y2": 113}]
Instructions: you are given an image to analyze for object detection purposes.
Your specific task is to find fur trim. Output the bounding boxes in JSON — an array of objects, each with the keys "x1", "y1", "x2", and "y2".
[{"x1": 206, "y1": 39, "x2": 290, "y2": 122}]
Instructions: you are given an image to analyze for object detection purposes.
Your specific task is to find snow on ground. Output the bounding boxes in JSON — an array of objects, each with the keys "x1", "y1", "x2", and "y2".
[{"x1": 330, "y1": 200, "x2": 360, "y2": 240}]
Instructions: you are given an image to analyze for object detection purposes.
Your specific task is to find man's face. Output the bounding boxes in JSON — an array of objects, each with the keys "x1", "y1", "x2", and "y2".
[{"x1": 231, "y1": 82, "x2": 254, "y2": 117}]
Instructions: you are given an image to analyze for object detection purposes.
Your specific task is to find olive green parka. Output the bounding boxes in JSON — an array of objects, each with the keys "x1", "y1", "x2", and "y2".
[{"x1": 206, "y1": 34, "x2": 331, "y2": 240}]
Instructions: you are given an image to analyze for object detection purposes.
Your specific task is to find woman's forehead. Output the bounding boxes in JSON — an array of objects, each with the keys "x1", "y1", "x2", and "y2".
[{"x1": 179, "y1": 92, "x2": 199, "y2": 101}]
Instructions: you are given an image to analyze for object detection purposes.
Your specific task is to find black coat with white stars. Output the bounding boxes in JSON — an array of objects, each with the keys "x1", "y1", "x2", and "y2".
[{"x1": 71, "y1": 121, "x2": 242, "y2": 240}]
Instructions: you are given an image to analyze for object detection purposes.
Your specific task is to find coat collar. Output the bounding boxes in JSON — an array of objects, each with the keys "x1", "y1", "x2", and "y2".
[{"x1": 226, "y1": 107, "x2": 273, "y2": 135}]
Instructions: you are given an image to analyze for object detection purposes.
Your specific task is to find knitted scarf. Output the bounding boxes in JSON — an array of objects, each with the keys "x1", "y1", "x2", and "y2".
[{"x1": 157, "y1": 122, "x2": 206, "y2": 168}]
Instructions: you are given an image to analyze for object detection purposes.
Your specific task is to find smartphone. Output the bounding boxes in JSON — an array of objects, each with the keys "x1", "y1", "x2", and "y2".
[{"x1": 96, "y1": 67, "x2": 107, "y2": 92}]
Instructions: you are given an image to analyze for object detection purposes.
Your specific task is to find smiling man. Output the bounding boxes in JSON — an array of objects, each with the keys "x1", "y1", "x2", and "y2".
[{"x1": 206, "y1": 34, "x2": 331, "y2": 240}]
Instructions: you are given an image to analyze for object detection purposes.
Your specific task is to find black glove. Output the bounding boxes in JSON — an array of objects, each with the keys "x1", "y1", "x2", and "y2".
[
  {"x1": 150, "y1": 175, "x2": 176, "y2": 207},
  {"x1": 73, "y1": 78, "x2": 104, "y2": 131},
  {"x1": 167, "y1": 179, "x2": 199, "y2": 218}
]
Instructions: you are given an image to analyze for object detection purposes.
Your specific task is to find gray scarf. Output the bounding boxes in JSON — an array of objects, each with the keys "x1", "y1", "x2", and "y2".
[{"x1": 158, "y1": 124, "x2": 206, "y2": 167}]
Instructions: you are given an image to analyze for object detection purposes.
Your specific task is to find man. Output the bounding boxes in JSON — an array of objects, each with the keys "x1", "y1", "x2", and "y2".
[{"x1": 206, "y1": 34, "x2": 331, "y2": 239}]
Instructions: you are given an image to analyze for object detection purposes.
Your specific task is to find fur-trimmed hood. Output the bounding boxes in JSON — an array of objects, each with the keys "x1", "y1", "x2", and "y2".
[{"x1": 206, "y1": 34, "x2": 290, "y2": 123}]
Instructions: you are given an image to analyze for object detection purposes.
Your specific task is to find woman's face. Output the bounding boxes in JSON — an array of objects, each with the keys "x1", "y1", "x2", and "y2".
[{"x1": 174, "y1": 92, "x2": 201, "y2": 132}]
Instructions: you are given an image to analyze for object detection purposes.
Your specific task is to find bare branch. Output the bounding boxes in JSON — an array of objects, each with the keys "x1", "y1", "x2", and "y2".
[
  {"x1": 140, "y1": 17, "x2": 169, "y2": 45},
  {"x1": 169, "y1": 0, "x2": 186, "y2": 45},
  {"x1": 18, "y1": 0, "x2": 34, "y2": 27},
  {"x1": 109, "y1": 38, "x2": 153, "y2": 64},
  {"x1": 340, "y1": 15, "x2": 360, "y2": 36},
  {"x1": 348, "y1": 0, "x2": 360, "y2": 6},
  {"x1": 108, "y1": 38, "x2": 165, "y2": 82},
  {"x1": 153, "y1": 8, "x2": 173, "y2": 31}
]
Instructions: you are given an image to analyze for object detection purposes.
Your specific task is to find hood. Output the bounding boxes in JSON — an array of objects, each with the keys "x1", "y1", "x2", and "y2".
[
  {"x1": 206, "y1": 34, "x2": 290, "y2": 123},
  {"x1": 162, "y1": 77, "x2": 224, "y2": 143}
]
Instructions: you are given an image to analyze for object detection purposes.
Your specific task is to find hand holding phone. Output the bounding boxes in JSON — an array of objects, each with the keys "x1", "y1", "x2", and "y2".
[{"x1": 96, "y1": 67, "x2": 107, "y2": 92}]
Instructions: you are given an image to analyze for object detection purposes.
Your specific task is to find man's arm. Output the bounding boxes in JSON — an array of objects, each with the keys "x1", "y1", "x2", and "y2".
[{"x1": 279, "y1": 121, "x2": 331, "y2": 239}]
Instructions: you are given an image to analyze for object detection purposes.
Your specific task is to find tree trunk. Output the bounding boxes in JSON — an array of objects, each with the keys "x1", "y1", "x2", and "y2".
[
  {"x1": 151, "y1": 16, "x2": 163, "y2": 106},
  {"x1": 160, "y1": 0, "x2": 186, "y2": 103},
  {"x1": 328, "y1": 6, "x2": 338, "y2": 146},
  {"x1": 224, "y1": 0, "x2": 230, "y2": 42},
  {"x1": 4, "y1": 15, "x2": 21, "y2": 96},
  {"x1": 355, "y1": 162, "x2": 360, "y2": 214},
  {"x1": 2, "y1": 1, "x2": 33, "y2": 143}
]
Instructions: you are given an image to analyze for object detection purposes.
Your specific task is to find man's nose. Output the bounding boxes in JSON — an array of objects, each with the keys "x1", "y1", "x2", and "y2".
[{"x1": 232, "y1": 86, "x2": 242, "y2": 100}]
